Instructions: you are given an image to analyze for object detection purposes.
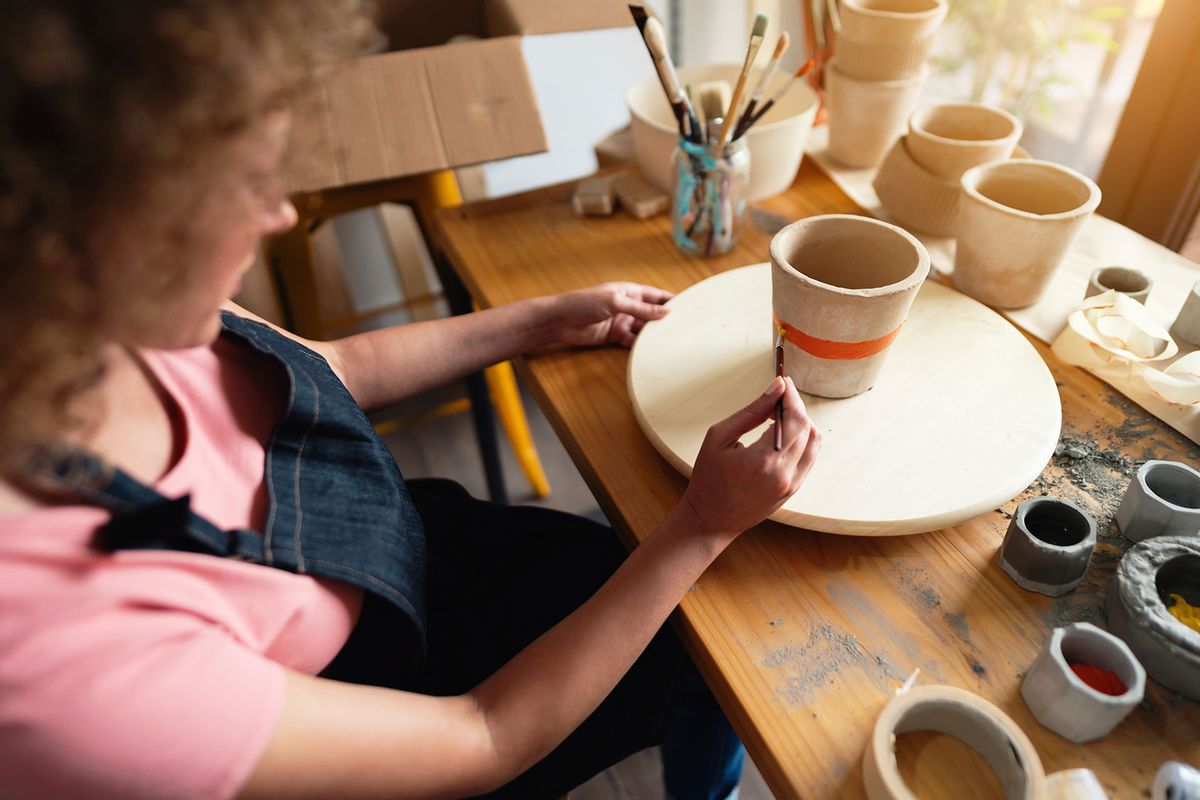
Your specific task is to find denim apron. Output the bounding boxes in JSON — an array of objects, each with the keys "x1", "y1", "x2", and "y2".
[{"x1": 46, "y1": 312, "x2": 429, "y2": 669}]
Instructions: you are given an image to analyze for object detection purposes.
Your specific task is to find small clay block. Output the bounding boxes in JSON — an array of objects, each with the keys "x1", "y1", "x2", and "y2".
[
  {"x1": 571, "y1": 175, "x2": 617, "y2": 217},
  {"x1": 1114, "y1": 460, "x2": 1200, "y2": 542},
  {"x1": 613, "y1": 172, "x2": 669, "y2": 220},
  {"x1": 1021, "y1": 622, "x2": 1144, "y2": 743},
  {"x1": 1105, "y1": 535, "x2": 1200, "y2": 700},
  {"x1": 999, "y1": 497, "x2": 1095, "y2": 597}
]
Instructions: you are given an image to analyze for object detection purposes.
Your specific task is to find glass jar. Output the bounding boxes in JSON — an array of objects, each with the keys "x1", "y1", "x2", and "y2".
[{"x1": 670, "y1": 137, "x2": 751, "y2": 258}]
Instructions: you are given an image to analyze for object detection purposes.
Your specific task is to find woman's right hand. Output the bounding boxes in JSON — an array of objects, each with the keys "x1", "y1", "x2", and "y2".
[{"x1": 681, "y1": 376, "x2": 821, "y2": 544}]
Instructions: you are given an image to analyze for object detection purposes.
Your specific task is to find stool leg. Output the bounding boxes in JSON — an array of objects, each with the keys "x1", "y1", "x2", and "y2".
[
  {"x1": 466, "y1": 370, "x2": 509, "y2": 505},
  {"x1": 484, "y1": 361, "x2": 552, "y2": 498}
]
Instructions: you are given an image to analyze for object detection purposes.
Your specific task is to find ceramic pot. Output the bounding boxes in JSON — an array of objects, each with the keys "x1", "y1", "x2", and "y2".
[
  {"x1": 836, "y1": 0, "x2": 947, "y2": 80},
  {"x1": 872, "y1": 136, "x2": 960, "y2": 236},
  {"x1": 1170, "y1": 280, "x2": 1200, "y2": 346},
  {"x1": 1085, "y1": 266, "x2": 1153, "y2": 304},
  {"x1": 954, "y1": 159, "x2": 1101, "y2": 309},
  {"x1": 1105, "y1": 535, "x2": 1200, "y2": 700},
  {"x1": 1114, "y1": 460, "x2": 1200, "y2": 542},
  {"x1": 907, "y1": 103, "x2": 1022, "y2": 180},
  {"x1": 826, "y1": 61, "x2": 928, "y2": 168},
  {"x1": 770, "y1": 214, "x2": 929, "y2": 398},
  {"x1": 999, "y1": 497, "x2": 1096, "y2": 596},
  {"x1": 1021, "y1": 622, "x2": 1145, "y2": 743}
]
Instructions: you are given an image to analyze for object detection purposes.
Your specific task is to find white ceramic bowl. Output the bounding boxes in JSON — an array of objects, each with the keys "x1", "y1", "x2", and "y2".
[{"x1": 627, "y1": 63, "x2": 819, "y2": 201}]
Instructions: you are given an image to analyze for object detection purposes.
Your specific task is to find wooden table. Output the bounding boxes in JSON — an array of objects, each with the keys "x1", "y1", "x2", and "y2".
[{"x1": 436, "y1": 160, "x2": 1200, "y2": 799}]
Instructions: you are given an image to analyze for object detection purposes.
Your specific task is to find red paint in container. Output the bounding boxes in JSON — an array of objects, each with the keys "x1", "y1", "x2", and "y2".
[{"x1": 1068, "y1": 661, "x2": 1127, "y2": 696}]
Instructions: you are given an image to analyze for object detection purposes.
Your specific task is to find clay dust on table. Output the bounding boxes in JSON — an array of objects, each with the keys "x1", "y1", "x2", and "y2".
[{"x1": 996, "y1": 390, "x2": 1197, "y2": 634}]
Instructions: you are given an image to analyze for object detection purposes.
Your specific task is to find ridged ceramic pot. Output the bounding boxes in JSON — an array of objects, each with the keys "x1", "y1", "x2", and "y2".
[
  {"x1": 907, "y1": 103, "x2": 1022, "y2": 180},
  {"x1": 836, "y1": 0, "x2": 947, "y2": 80},
  {"x1": 955, "y1": 159, "x2": 1101, "y2": 309},
  {"x1": 826, "y1": 59, "x2": 928, "y2": 168},
  {"x1": 770, "y1": 215, "x2": 930, "y2": 398}
]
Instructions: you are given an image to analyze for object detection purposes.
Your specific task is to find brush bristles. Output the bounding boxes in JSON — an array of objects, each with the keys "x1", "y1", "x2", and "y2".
[
  {"x1": 773, "y1": 31, "x2": 790, "y2": 58},
  {"x1": 643, "y1": 17, "x2": 668, "y2": 59},
  {"x1": 697, "y1": 81, "x2": 732, "y2": 129},
  {"x1": 751, "y1": 12, "x2": 769, "y2": 37}
]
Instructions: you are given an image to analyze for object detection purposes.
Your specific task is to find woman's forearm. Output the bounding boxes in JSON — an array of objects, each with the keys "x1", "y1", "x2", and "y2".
[{"x1": 334, "y1": 296, "x2": 557, "y2": 410}]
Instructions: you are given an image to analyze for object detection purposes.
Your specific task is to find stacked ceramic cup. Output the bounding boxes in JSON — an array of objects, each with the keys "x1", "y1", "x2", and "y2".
[
  {"x1": 873, "y1": 102, "x2": 1023, "y2": 236},
  {"x1": 826, "y1": 0, "x2": 947, "y2": 168}
]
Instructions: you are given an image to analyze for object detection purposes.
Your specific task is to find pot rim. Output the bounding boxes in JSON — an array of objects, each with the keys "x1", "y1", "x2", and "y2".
[
  {"x1": 908, "y1": 102, "x2": 1022, "y2": 149},
  {"x1": 769, "y1": 214, "x2": 930, "y2": 297},
  {"x1": 960, "y1": 159, "x2": 1101, "y2": 221},
  {"x1": 826, "y1": 57, "x2": 930, "y2": 89},
  {"x1": 840, "y1": 0, "x2": 947, "y2": 23}
]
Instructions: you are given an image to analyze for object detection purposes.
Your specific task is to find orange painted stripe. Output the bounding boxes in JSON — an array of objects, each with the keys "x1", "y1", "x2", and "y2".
[{"x1": 776, "y1": 317, "x2": 903, "y2": 360}]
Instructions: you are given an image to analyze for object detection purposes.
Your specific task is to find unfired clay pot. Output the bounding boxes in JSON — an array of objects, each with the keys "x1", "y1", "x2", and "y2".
[
  {"x1": 907, "y1": 103, "x2": 1022, "y2": 180},
  {"x1": 836, "y1": 0, "x2": 947, "y2": 80},
  {"x1": 872, "y1": 136, "x2": 961, "y2": 236},
  {"x1": 770, "y1": 214, "x2": 930, "y2": 398},
  {"x1": 955, "y1": 159, "x2": 1101, "y2": 309},
  {"x1": 826, "y1": 60, "x2": 929, "y2": 169},
  {"x1": 1085, "y1": 266, "x2": 1153, "y2": 304}
]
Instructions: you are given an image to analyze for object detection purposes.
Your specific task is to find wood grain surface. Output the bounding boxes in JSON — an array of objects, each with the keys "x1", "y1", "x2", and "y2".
[
  {"x1": 435, "y1": 160, "x2": 1200, "y2": 800},
  {"x1": 628, "y1": 264, "x2": 1062, "y2": 536}
]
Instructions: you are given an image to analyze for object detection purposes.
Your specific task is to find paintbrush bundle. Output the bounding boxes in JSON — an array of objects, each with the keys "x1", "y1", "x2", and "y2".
[{"x1": 627, "y1": 6, "x2": 807, "y2": 147}]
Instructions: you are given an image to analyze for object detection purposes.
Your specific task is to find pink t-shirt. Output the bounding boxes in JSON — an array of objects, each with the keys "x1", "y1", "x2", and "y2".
[{"x1": 0, "y1": 337, "x2": 364, "y2": 799}]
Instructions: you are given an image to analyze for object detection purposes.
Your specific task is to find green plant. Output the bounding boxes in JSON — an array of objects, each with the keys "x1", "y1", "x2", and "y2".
[{"x1": 932, "y1": 0, "x2": 1126, "y2": 119}]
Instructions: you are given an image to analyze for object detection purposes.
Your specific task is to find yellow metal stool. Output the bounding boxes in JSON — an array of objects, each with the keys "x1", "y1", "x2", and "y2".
[{"x1": 263, "y1": 169, "x2": 551, "y2": 502}]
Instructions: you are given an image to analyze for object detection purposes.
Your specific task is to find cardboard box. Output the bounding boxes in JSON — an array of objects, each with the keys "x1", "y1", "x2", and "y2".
[{"x1": 284, "y1": 0, "x2": 633, "y2": 193}]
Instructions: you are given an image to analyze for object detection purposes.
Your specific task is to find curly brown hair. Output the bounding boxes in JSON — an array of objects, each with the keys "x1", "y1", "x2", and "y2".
[{"x1": 0, "y1": 0, "x2": 374, "y2": 476}]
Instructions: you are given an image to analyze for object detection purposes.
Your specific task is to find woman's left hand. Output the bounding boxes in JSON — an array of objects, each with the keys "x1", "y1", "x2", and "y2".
[{"x1": 544, "y1": 283, "x2": 673, "y2": 348}]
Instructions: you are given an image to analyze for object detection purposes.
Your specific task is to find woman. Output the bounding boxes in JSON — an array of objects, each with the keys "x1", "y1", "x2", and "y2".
[{"x1": 0, "y1": 2, "x2": 822, "y2": 798}]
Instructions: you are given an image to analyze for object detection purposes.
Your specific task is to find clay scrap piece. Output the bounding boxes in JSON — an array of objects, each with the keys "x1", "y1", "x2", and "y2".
[
  {"x1": 571, "y1": 174, "x2": 617, "y2": 217},
  {"x1": 613, "y1": 171, "x2": 669, "y2": 220},
  {"x1": 1052, "y1": 290, "x2": 1200, "y2": 406}
]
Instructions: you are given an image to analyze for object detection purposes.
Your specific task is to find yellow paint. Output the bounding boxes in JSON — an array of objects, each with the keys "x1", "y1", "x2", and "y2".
[{"x1": 1167, "y1": 593, "x2": 1200, "y2": 634}]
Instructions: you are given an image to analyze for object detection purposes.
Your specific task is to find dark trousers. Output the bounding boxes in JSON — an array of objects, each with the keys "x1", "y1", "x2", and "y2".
[{"x1": 322, "y1": 479, "x2": 743, "y2": 800}]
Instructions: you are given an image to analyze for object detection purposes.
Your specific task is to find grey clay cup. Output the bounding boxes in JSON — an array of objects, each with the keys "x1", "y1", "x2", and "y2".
[
  {"x1": 999, "y1": 497, "x2": 1096, "y2": 596},
  {"x1": 1114, "y1": 460, "x2": 1200, "y2": 542},
  {"x1": 1085, "y1": 266, "x2": 1153, "y2": 304},
  {"x1": 1020, "y1": 622, "x2": 1145, "y2": 743}
]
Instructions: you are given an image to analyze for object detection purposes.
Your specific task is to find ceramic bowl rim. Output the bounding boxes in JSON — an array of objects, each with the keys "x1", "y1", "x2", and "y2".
[
  {"x1": 625, "y1": 62, "x2": 819, "y2": 138},
  {"x1": 1138, "y1": 460, "x2": 1200, "y2": 512},
  {"x1": 1048, "y1": 623, "x2": 1145, "y2": 701}
]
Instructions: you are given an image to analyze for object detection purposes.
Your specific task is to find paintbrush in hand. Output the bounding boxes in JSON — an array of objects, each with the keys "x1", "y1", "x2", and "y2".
[
  {"x1": 717, "y1": 12, "x2": 769, "y2": 148},
  {"x1": 774, "y1": 330, "x2": 785, "y2": 451},
  {"x1": 734, "y1": 59, "x2": 815, "y2": 140},
  {"x1": 738, "y1": 32, "x2": 789, "y2": 134}
]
